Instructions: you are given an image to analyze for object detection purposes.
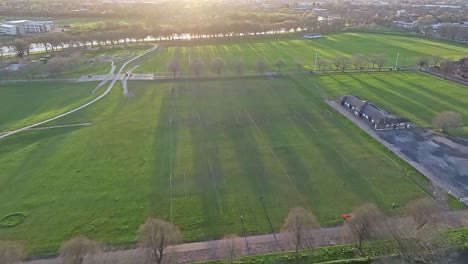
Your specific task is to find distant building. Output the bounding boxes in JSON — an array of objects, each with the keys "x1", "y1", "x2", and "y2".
[
  {"x1": 303, "y1": 33, "x2": 322, "y2": 39},
  {"x1": 0, "y1": 20, "x2": 53, "y2": 36},
  {"x1": 340, "y1": 95, "x2": 411, "y2": 130},
  {"x1": 313, "y1": 8, "x2": 328, "y2": 14},
  {"x1": 0, "y1": 24, "x2": 21, "y2": 35}
]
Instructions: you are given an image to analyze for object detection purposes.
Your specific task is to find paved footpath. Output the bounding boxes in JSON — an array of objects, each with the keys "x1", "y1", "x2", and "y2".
[
  {"x1": 0, "y1": 45, "x2": 158, "y2": 141},
  {"x1": 23, "y1": 211, "x2": 467, "y2": 264}
]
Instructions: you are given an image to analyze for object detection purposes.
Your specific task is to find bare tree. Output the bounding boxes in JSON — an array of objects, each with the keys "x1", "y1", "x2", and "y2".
[
  {"x1": 432, "y1": 111, "x2": 462, "y2": 134},
  {"x1": 281, "y1": 207, "x2": 319, "y2": 258},
  {"x1": 439, "y1": 60, "x2": 458, "y2": 79},
  {"x1": 416, "y1": 56, "x2": 430, "y2": 71},
  {"x1": 138, "y1": 218, "x2": 181, "y2": 264},
  {"x1": 352, "y1": 54, "x2": 368, "y2": 71},
  {"x1": 211, "y1": 57, "x2": 226, "y2": 77},
  {"x1": 431, "y1": 54, "x2": 444, "y2": 67},
  {"x1": 406, "y1": 198, "x2": 439, "y2": 230},
  {"x1": 167, "y1": 57, "x2": 180, "y2": 79},
  {"x1": 233, "y1": 59, "x2": 244, "y2": 75},
  {"x1": 332, "y1": 55, "x2": 341, "y2": 71},
  {"x1": 344, "y1": 203, "x2": 383, "y2": 254},
  {"x1": 274, "y1": 58, "x2": 286, "y2": 72},
  {"x1": 9, "y1": 39, "x2": 30, "y2": 60},
  {"x1": 295, "y1": 58, "x2": 304, "y2": 71},
  {"x1": 189, "y1": 58, "x2": 204, "y2": 77},
  {"x1": 219, "y1": 234, "x2": 244, "y2": 264},
  {"x1": 256, "y1": 57, "x2": 267, "y2": 75},
  {"x1": 338, "y1": 56, "x2": 351, "y2": 72},
  {"x1": 0, "y1": 241, "x2": 24, "y2": 264},
  {"x1": 373, "y1": 54, "x2": 386, "y2": 71},
  {"x1": 317, "y1": 58, "x2": 329, "y2": 72},
  {"x1": 383, "y1": 218, "x2": 459, "y2": 264},
  {"x1": 59, "y1": 236, "x2": 101, "y2": 264}
]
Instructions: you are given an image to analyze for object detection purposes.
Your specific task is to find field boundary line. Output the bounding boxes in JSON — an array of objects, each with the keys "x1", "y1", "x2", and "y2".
[
  {"x1": 244, "y1": 108, "x2": 310, "y2": 211},
  {"x1": 0, "y1": 44, "x2": 159, "y2": 141},
  {"x1": 321, "y1": 99, "x2": 431, "y2": 196},
  {"x1": 169, "y1": 86, "x2": 174, "y2": 223},
  {"x1": 197, "y1": 109, "x2": 223, "y2": 215},
  {"x1": 291, "y1": 106, "x2": 384, "y2": 198},
  {"x1": 268, "y1": 147, "x2": 311, "y2": 211},
  {"x1": 208, "y1": 159, "x2": 223, "y2": 215},
  {"x1": 245, "y1": 110, "x2": 260, "y2": 131},
  {"x1": 28, "y1": 123, "x2": 92, "y2": 130}
]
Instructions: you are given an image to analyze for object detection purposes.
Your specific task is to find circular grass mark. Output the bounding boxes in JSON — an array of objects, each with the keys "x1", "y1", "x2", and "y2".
[{"x1": 0, "y1": 212, "x2": 27, "y2": 228}]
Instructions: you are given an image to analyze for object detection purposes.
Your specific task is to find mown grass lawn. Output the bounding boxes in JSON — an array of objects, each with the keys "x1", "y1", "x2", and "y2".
[
  {"x1": 304, "y1": 71, "x2": 468, "y2": 136},
  {"x1": 0, "y1": 77, "x2": 428, "y2": 255},
  {"x1": 0, "y1": 81, "x2": 100, "y2": 132},
  {"x1": 133, "y1": 32, "x2": 468, "y2": 74}
]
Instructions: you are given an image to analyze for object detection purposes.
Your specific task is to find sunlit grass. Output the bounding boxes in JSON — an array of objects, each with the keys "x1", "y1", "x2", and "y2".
[
  {"x1": 308, "y1": 71, "x2": 468, "y2": 136},
  {"x1": 0, "y1": 82, "x2": 100, "y2": 132},
  {"x1": 134, "y1": 32, "x2": 467, "y2": 74},
  {"x1": 0, "y1": 78, "x2": 427, "y2": 255}
]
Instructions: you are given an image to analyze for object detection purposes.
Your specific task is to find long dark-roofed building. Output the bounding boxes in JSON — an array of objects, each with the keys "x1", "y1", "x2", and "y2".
[{"x1": 340, "y1": 95, "x2": 412, "y2": 130}]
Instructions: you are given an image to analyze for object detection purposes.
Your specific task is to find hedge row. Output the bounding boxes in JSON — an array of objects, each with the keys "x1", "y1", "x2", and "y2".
[{"x1": 196, "y1": 228, "x2": 468, "y2": 264}]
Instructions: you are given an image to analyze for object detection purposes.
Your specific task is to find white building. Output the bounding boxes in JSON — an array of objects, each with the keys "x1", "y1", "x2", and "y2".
[
  {"x1": 0, "y1": 20, "x2": 54, "y2": 36},
  {"x1": 0, "y1": 24, "x2": 19, "y2": 35}
]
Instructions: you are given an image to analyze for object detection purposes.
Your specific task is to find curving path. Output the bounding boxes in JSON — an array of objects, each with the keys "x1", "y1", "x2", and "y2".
[{"x1": 0, "y1": 45, "x2": 158, "y2": 141}]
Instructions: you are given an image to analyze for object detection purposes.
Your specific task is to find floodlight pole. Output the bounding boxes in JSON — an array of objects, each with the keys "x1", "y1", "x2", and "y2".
[
  {"x1": 395, "y1": 52, "x2": 400, "y2": 70},
  {"x1": 240, "y1": 215, "x2": 250, "y2": 254},
  {"x1": 314, "y1": 52, "x2": 318, "y2": 73},
  {"x1": 260, "y1": 195, "x2": 277, "y2": 243}
]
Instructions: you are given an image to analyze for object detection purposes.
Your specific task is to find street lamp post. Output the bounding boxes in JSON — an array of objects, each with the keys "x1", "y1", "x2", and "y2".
[
  {"x1": 240, "y1": 215, "x2": 250, "y2": 254},
  {"x1": 260, "y1": 195, "x2": 277, "y2": 243}
]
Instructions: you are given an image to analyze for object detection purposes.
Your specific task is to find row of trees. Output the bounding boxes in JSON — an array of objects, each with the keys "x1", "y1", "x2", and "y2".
[
  {"x1": 168, "y1": 57, "x2": 277, "y2": 78},
  {"x1": 2, "y1": 197, "x2": 465, "y2": 264},
  {"x1": 165, "y1": 53, "x2": 393, "y2": 78},
  {"x1": 4, "y1": 16, "x2": 346, "y2": 60},
  {"x1": 281, "y1": 198, "x2": 466, "y2": 264},
  {"x1": 415, "y1": 54, "x2": 461, "y2": 79}
]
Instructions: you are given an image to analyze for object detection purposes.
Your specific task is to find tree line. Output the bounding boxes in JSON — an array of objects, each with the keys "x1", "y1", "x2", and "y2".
[
  {"x1": 3, "y1": 13, "x2": 347, "y2": 60},
  {"x1": 166, "y1": 53, "x2": 395, "y2": 78},
  {"x1": 1, "y1": 196, "x2": 466, "y2": 264}
]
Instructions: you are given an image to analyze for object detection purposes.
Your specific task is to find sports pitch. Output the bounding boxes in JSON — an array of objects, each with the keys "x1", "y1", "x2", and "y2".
[
  {"x1": 131, "y1": 32, "x2": 468, "y2": 74},
  {"x1": 0, "y1": 77, "x2": 430, "y2": 254},
  {"x1": 309, "y1": 71, "x2": 468, "y2": 137},
  {"x1": 1, "y1": 31, "x2": 467, "y2": 255}
]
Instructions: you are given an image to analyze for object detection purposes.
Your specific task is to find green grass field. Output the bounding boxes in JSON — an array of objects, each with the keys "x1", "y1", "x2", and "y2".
[
  {"x1": 0, "y1": 82, "x2": 99, "y2": 132},
  {"x1": 0, "y1": 77, "x2": 429, "y2": 255},
  {"x1": 132, "y1": 32, "x2": 468, "y2": 74},
  {"x1": 1, "y1": 32, "x2": 467, "y2": 256},
  {"x1": 306, "y1": 71, "x2": 468, "y2": 136}
]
